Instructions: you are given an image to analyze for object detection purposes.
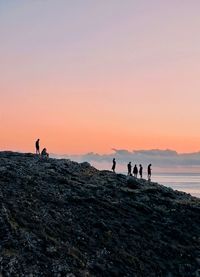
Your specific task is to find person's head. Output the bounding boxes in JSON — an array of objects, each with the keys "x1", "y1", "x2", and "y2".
[{"x1": 139, "y1": 164, "x2": 141, "y2": 167}]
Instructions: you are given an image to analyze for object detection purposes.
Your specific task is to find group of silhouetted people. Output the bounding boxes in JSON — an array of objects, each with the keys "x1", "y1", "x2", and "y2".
[
  {"x1": 35, "y1": 139, "x2": 49, "y2": 158},
  {"x1": 112, "y1": 159, "x2": 152, "y2": 181},
  {"x1": 35, "y1": 140, "x2": 152, "y2": 179},
  {"x1": 132, "y1": 164, "x2": 143, "y2": 178}
]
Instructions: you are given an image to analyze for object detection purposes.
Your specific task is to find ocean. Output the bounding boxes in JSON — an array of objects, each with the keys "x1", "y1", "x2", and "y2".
[
  {"x1": 89, "y1": 162, "x2": 200, "y2": 198},
  {"x1": 153, "y1": 173, "x2": 200, "y2": 198}
]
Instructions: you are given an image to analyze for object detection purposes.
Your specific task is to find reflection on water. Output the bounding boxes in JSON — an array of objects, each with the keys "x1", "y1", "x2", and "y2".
[{"x1": 153, "y1": 173, "x2": 200, "y2": 198}]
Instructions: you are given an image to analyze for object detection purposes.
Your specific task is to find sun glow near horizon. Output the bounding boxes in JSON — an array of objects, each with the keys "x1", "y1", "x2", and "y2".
[{"x1": 1, "y1": 1, "x2": 200, "y2": 155}]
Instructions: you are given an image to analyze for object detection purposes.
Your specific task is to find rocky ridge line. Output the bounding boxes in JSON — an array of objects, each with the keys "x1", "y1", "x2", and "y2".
[{"x1": 0, "y1": 151, "x2": 199, "y2": 277}]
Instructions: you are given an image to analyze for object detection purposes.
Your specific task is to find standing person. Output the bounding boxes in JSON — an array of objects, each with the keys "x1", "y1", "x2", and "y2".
[
  {"x1": 147, "y1": 164, "x2": 152, "y2": 181},
  {"x1": 127, "y1": 162, "x2": 132, "y2": 176},
  {"x1": 139, "y1": 164, "x2": 143, "y2": 179},
  {"x1": 35, "y1": 139, "x2": 40, "y2": 155},
  {"x1": 133, "y1": 164, "x2": 138, "y2": 178},
  {"x1": 112, "y1": 158, "x2": 116, "y2": 173}
]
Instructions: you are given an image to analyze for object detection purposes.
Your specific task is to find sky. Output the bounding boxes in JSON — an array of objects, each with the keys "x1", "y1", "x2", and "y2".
[{"x1": 1, "y1": 0, "x2": 200, "y2": 155}]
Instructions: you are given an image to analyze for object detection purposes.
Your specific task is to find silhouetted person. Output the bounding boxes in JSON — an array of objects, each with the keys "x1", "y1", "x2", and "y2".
[
  {"x1": 148, "y1": 164, "x2": 152, "y2": 181},
  {"x1": 35, "y1": 139, "x2": 40, "y2": 155},
  {"x1": 133, "y1": 164, "x2": 138, "y2": 178},
  {"x1": 127, "y1": 162, "x2": 132, "y2": 176},
  {"x1": 41, "y1": 148, "x2": 49, "y2": 158},
  {"x1": 139, "y1": 164, "x2": 143, "y2": 178},
  {"x1": 112, "y1": 158, "x2": 116, "y2": 172}
]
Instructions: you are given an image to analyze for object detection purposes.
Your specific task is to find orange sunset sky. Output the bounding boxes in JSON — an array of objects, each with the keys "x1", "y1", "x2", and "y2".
[{"x1": 1, "y1": 1, "x2": 200, "y2": 154}]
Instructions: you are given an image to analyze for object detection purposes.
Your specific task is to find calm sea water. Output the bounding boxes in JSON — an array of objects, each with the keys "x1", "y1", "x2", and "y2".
[
  {"x1": 90, "y1": 162, "x2": 200, "y2": 198},
  {"x1": 153, "y1": 173, "x2": 200, "y2": 198}
]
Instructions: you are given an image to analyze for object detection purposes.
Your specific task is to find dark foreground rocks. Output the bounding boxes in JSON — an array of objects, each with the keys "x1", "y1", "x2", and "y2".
[{"x1": 0, "y1": 152, "x2": 199, "y2": 277}]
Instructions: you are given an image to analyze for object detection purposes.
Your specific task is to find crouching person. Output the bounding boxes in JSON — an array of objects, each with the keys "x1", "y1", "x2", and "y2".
[{"x1": 41, "y1": 148, "x2": 49, "y2": 158}]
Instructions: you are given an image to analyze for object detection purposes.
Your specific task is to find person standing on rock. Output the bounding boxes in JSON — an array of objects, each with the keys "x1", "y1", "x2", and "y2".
[
  {"x1": 127, "y1": 162, "x2": 132, "y2": 176},
  {"x1": 148, "y1": 164, "x2": 152, "y2": 181},
  {"x1": 133, "y1": 164, "x2": 138, "y2": 178},
  {"x1": 139, "y1": 164, "x2": 143, "y2": 179},
  {"x1": 112, "y1": 158, "x2": 116, "y2": 173},
  {"x1": 35, "y1": 139, "x2": 40, "y2": 155}
]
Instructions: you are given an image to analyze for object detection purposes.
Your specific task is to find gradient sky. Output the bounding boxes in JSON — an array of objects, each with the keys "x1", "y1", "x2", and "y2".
[{"x1": 1, "y1": 1, "x2": 200, "y2": 154}]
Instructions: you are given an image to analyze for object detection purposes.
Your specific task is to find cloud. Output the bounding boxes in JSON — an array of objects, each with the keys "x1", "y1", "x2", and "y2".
[{"x1": 51, "y1": 149, "x2": 200, "y2": 170}]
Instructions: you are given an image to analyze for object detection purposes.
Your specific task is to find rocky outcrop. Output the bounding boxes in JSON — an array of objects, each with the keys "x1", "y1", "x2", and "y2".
[{"x1": 0, "y1": 151, "x2": 199, "y2": 277}]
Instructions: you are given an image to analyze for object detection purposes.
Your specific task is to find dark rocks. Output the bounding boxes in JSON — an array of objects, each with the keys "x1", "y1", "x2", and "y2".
[
  {"x1": 126, "y1": 176, "x2": 142, "y2": 189},
  {"x1": 0, "y1": 151, "x2": 199, "y2": 276}
]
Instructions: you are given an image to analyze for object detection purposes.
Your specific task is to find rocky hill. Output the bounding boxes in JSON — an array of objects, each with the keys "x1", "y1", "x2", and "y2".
[{"x1": 0, "y1": 152, "x2": 200, "y2": 277}]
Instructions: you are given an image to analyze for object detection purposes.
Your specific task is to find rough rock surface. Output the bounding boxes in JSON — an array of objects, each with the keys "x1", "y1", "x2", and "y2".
[{"x1": 0, "y1": 151, "x2": 200, "y2": 277}]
